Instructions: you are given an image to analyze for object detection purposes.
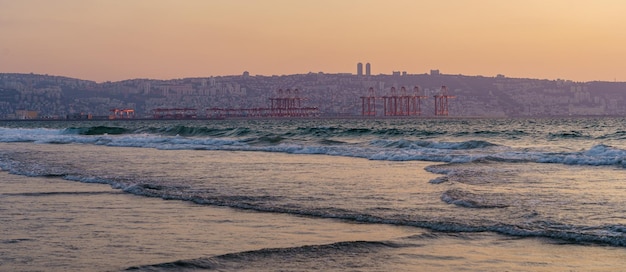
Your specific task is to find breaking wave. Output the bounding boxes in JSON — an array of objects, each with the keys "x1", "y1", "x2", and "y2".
[{"x1": 2, "y1": 126, "x2": 626, "y2": 167}]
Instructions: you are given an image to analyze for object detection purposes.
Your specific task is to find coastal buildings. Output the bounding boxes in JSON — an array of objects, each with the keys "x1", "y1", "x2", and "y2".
[{"x1": 1, "y1": 71, "x2": 625, "y2": 119}]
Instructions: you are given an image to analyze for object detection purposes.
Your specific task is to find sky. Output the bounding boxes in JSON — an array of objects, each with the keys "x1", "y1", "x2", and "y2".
[{"x1": 1, "y1": 0, "x2": 626, "y2": 83}]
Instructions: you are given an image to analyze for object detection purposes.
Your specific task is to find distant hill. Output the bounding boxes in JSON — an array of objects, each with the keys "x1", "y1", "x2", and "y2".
[{"x1": 1, "y1": 72, "x2": 625, "y2": 119}]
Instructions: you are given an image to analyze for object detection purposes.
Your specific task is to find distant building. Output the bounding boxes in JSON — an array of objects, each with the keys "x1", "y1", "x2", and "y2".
[
  {"x1": 15, "y1": 110, "x2": 38, "y2": 119},
  {"x1": 242, "y1": 71, "x2": 250, "y2": 78},
  {"x1": 144, "y1": 82, "x2": 151, "y2": 94},
  {"x1": 357, "y1": 63, "x2": 363, "y2": 76},
  {"x1": 430, "y1": 69, "x2": 440, "y2": 76},
  {"x1": 365, "y1": 63, "x2": 371, "y2": 76}
]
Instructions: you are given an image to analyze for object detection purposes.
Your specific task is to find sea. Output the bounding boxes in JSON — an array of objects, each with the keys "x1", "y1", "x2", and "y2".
[{"x1": 1, "y1": 117, "x2": 626, "y2": 271}]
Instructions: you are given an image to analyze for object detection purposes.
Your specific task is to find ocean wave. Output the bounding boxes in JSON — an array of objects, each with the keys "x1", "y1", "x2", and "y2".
[
  {"x1": 110, "y1": 178, "x2": 626, "y2": 248},
  {"x1": 420, "y1": 140, "x2": 498, "y2": 150},
  {"x1": 64, "y1": 126, "x2": 129, "y2": 135},
  {"x1": 369, "y1": 139, "x2": 498, "y2": 150},
  {"x1": 597, "y1": 130, "x2": 626, "y2": 140},
  {"x1": 441, "y1": 188, "x2": 509, "y2": 208},
  {"x1": 296, "y1": 126, "x2": 342, "y2": 137},
  {"x1": 2, "y1": 161, "x2": 626, "y2": 249},
  {"x1": 454, "y1": 129, "x2": 528, "y2": 138},
  {"x1": 295, "y1": 126, "x2": 446, "y2": 138},
  {"x1": 536, "y1": 144, "x2": 626, "y2": 167},
  {"x1": 2, "y1": 127, "x2": 626, "y2": 167},
  {"x1": 318, "y1": 139, "x2": 347, "y2": 145},
  {"x1": 125, "y1": 240, "x2": 399, "y2": 271},
  {"x1": 0, "y1": 127, "x2": 60, "y2": 142},
  {"x1": 548, "y1": 130, "x2": 590, "y2": 139},
  {"x1": 143, "y1": 125, "x2": 252, "y2": 137},
  {"x1": 242, "y1": 135, "x2": 286, "y2": 145}
]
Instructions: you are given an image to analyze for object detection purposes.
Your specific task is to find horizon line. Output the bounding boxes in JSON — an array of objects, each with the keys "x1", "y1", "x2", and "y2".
[{"x1": 1, "y1": 71, "x2": 620, "y2": 85}]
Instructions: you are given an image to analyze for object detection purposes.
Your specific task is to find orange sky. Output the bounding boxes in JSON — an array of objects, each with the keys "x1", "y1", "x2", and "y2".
[{"x1": 1, "y1": 0, "x2": 625, "y2": 82}]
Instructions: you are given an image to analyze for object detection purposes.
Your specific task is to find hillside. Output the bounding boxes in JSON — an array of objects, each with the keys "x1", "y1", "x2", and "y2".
[{"x1": 1, "y1": 72, "x2": 625, "y2": 119}]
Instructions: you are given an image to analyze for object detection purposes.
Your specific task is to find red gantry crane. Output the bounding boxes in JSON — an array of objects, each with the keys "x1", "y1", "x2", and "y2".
[{"x1": 434, "y1": 86, "x2": 456, "y2": 116}]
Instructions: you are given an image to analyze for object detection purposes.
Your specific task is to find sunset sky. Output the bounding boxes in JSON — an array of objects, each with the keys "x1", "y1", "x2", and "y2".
[{"x1": 1, "y1": 0, "x2": 625, "y2": 82}]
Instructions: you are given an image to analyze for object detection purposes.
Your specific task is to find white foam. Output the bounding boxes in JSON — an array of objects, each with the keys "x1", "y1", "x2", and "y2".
[
  {"x1": 0, "y1": 127, "x2": 64, "y2": 142},
  {"x1": 2, "y1": 127, "x2": 626, "y2": 167}
]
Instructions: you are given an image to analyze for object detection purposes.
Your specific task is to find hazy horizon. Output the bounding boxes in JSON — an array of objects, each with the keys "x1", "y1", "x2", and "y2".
[{"x1": 1, "y1": 0, "x2": 625, "y2": 83}]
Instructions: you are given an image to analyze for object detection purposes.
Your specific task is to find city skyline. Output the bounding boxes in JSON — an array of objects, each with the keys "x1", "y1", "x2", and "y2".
[{"x1": 1, "y1": 1, "x2": 626, "y2": 83}]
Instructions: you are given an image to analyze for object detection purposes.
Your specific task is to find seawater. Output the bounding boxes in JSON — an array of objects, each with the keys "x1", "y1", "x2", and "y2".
[{"x1": 1, "y1": 117, "x2": 626, "y2": 271}]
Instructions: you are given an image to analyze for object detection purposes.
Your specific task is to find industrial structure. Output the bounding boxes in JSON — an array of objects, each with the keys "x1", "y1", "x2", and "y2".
[
  {"x1": 151, "y1": 108, "x2": 198, "y2": 119},
  {"x1": 109, "y1": 108, "x2": 135, "y2": 119},
  {"x1": 135, "y1": 83, "x2": 453, "y2": 119},
  {"x1": 207, "y1": 88, "x2": 318, "y2": 118},
  {"x1": 360, "y1": 86, "x2": 429, "y2": 117},
  {"x1": 360, "y1": 87, "x2": 377, "y2": 116},
  {"x1": 433, "y1": 86, "x2": 456, "y2": 116}
]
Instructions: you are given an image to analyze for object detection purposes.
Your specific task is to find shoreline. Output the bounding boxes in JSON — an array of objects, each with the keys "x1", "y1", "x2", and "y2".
[{"x1": 1, "y1": 114, "x2": 624, "y2": 122}]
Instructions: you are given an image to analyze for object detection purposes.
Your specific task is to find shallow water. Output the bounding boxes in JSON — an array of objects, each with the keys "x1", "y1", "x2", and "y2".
[{"x1": 1, "y1": 171, "x2": 420, "y2": 271}]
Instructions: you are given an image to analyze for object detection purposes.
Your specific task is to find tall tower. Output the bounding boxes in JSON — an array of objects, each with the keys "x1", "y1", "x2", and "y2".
[
  {"x1": 365, "y1": 63, "x2": 371, "y2": 76},
  {"x1": 357, "y1": 62, "x2": 363, "y2": 76}
]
